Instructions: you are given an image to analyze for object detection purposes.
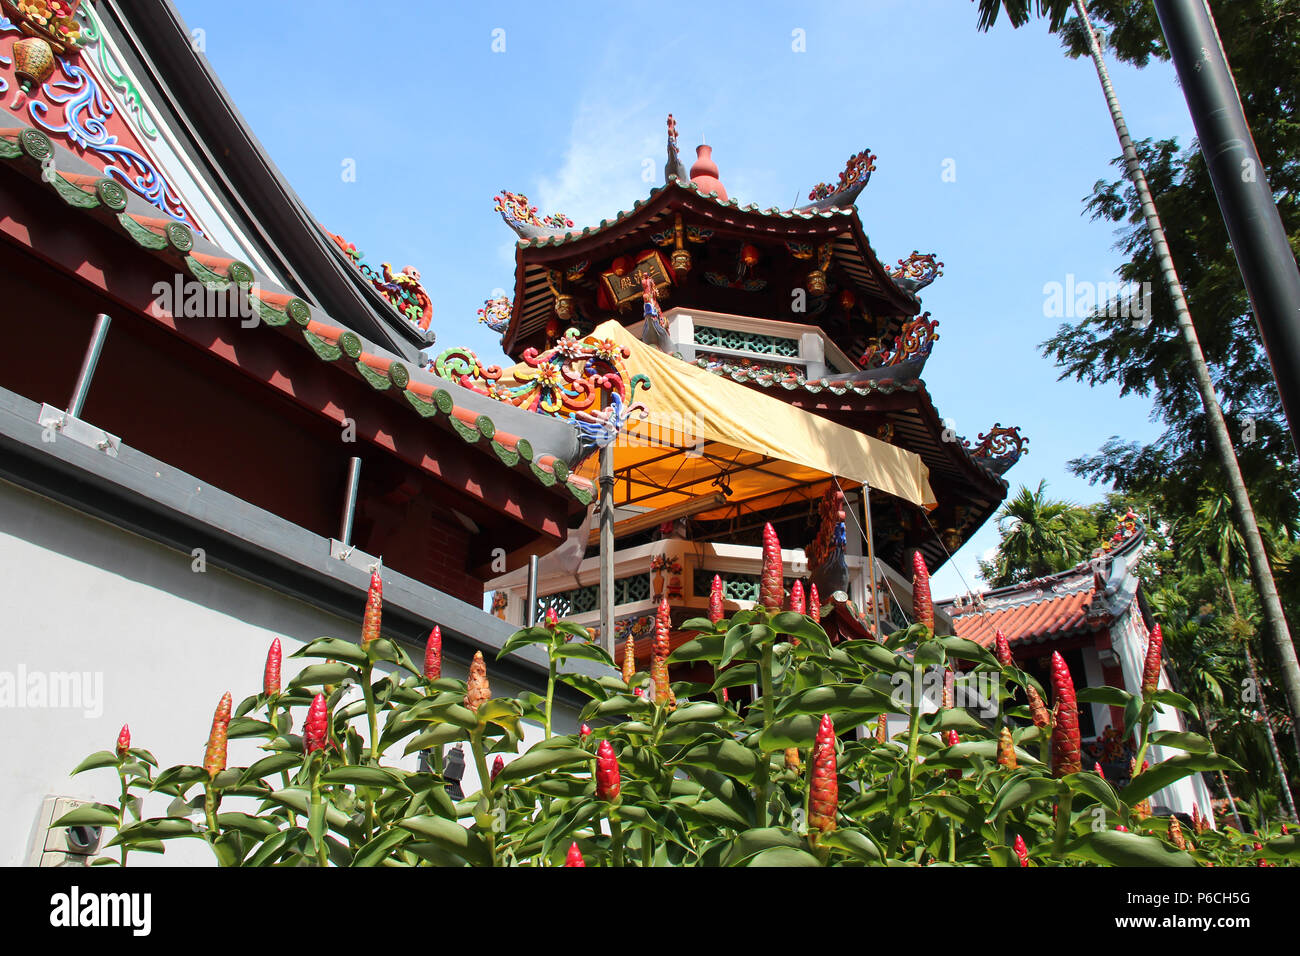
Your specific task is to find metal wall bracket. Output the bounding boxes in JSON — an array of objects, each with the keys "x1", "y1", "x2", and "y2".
[
  {"x1": 330, "y1": 539, "x2": 381, "y2": 574},
  {"x1": 37, "y1": 404, "x2": 121, "y2": 458}
]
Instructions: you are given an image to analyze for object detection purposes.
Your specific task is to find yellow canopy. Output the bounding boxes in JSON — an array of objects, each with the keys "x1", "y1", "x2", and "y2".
[{"x1": 572, "y1": 320, "x2": 937, "y2": 518}]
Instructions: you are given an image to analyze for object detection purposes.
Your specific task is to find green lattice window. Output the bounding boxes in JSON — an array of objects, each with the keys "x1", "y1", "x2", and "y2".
[
  {"x1": 694, "y1": 325, "x2": 799, "y2": 358},
  {"x1": 537, "y1": 574, "x2": 650, "y2": 619},
  {"x1": 693, "y1": 570, "x2": 799, "y2": 603}
]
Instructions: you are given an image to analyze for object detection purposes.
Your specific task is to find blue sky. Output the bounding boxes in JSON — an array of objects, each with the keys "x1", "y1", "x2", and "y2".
[{"x1": 177, "y1": 0, "x2": 1198, "y2": 598}]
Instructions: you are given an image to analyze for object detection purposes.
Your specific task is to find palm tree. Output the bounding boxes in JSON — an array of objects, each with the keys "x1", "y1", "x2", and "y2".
[
  {"x1": 1184, "y1": 492, "x2": 1298, "y2": 821},
  {"x1": 985, "y1": 481, "x2": 1090, "y2": 585},
  {"x1": 973, "y1": 0, "x2": 1300, "y2": 749}
]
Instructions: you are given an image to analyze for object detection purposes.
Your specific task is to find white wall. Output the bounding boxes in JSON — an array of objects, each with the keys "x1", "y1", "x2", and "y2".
[{"x1": 0, "y1": 479, "x2": 554, "y2": 866}]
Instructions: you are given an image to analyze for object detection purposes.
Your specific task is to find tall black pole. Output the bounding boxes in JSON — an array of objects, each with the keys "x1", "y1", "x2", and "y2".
[{"x1": 1153, "y1": 0, "x2": 1300, "y2": 455}]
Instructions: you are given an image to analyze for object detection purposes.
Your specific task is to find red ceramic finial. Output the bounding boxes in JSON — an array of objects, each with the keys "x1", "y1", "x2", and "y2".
[{"x1": 690, "y1": 144, "x2": 728, "y2": 200}]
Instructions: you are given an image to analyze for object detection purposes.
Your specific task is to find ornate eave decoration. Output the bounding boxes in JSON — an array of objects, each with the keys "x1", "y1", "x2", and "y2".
[
  {"x1": 494, "y1": 189, "x2": 575, "y2": 241},
  {"x1": 797, "y1": 149, "x2": 876, "y2": 213},
  {"x1": 327, "y1": 232, "x2": 433, "y2": 331},
  {"x1": 860, "y1": 312, "x2": 939, "y2": 369},
  {"x1": 961, "y1": 424, "x2": 1029, "y2": 474},
  {"x1": 476, "y1": 295, "x2": 511, "y2": 335},
  {"x1": 888, "y1": 251, "x2": 944, "y2": 294}
]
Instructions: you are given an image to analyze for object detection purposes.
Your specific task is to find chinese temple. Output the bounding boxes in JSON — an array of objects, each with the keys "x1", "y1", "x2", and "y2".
[
  {"x1": 937, "y1": 512, "x2": 1215, "y2": 820},
  {"x1": 476, "y1": 115, "x2": 1028, "y2": 679}
]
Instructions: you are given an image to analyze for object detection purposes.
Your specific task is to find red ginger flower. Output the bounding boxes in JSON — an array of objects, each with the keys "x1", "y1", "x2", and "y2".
[
  {"x1": 994, "y1": 629, "x2": 1012, "y2": 667},
  {"x1": 580, "y1": 724, "x2": 591, "y2": 739},
  {"x1": 912, "y1": 552, "x2": 933, "y2": 633},
  {"x1": 809, "y1": 583, "x2": 821, "y2": 623},
  {"x1": 596, "y1": 740, "x2": 620, "y2": 802},
  {"x1": 1142, "y1": 624, "x2": 1163, "y2": 695},
  {"x1": 651, "y1": 598, "x2": 676, "y2": 709},
  {"x1": 1027, "y1": 685, "x2": 1051, "y2": 729},
  {"x1": 264, "y1": 638, "x2": 282, "y2": 697},
  {"x1": 116, "y1": 724, "x2": 130, "y2": 757},
  {"x1": 465, "y1": 651, "x2": 491, "y2": 712},
  {"x1": 546, "y1": 606, "x2": 559, "y2": 628},
  {"x1": 304, "y1": 693, "x2": 328, "y2": 754},
  {"x1": 1191, "y1": 803, "x2": 1203, "y2": 834},
  {"x1": 564, "y1": 842, "x2": 585, "y2": 867},
  {"x1": 424, "y1": 625, "x2": 442, "y2": 680},
  {"x1": 708, "y1": 574, "x2": 725, "y2": 624},
  {"x1": 789, "y1": 580, "x2": 806, "y2": 615},
  {"x1": 875, "y1": 714, "x2": 888, "y2": 744},
  {"x1": 997, "y1": 727, "x2": 1016, "y2": 768},
  {"x1": 1050, "y1": 651, "x2": 1081, "y2": 777},
  {"x1": 946, "y1": 729, "x2": 961, "y2": 779},
  {"x1": 1094, "y1": 762, "x2": 1105, "y2": 780},
  {"x1": 942, "y1": 667, "x2": 955, "y2": 709},
  {"x1": 1014, "y1": 833, "x2": 1029, "y2": 867},
  {"x1": 361, "y1": 569, "x2": 382, "y2": 646},
  {"x1": 809, "y1": 714, "x2": 838, "y2": 834},
  {"x1": 621, "y1": 634, "x2": 636, "y2": 685},
  {"x1": 203, "y1": 691, "x2": 232, "y2": 779},
  {"x1": 1168, "y1": 817, "x2": 1187, "y2": 850},
  {"x1": 759, "y1": 523, "x2": 784, "y2": 609},
  {"x1": 491, "y1": 756, "x2": 505, "y2": 783}
]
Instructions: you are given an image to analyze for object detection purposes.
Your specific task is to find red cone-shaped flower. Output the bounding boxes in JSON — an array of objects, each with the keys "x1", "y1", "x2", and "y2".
[
  {"x1": 759, "y1": 522, "x2": 784, "y2": 610},
  {"x1": 361, "y1": 569, "x2": 383, "y2": 646},
  {"x1": 264, "y1": 638, "x2": 282, "y2": 697},
  {"x1": 809, "y1": 583, "x2": 821, "y2": 623},
  {"x1": 596, "y1": 740, "x2": 620, "y2": 802},
  {"x1": 203, "y1": 691, "x2": 232, "y2": 779},
  {"x1": 424, "y1": 625, "x2": 442, "y2": 681},
  {"x1": 116, "y1": 724, "x2": 131, "y2": 757},
  {"x1": 789, "y1": 580, "x2": 806, "y2": 615},
  {"x1": 546, "y1": 606, "x2": 559, "y2": 629},
  {"x1": 809, "y1": 714, "x2": 839, "y2": 834},
  {"x1": 997, "y1": 727, "x2": 1017, "y2": 768},
  {"x1": 942, "y1": 667, "x2": 955, "y2": 709},
  {"x1": 654, "y1": 598, "x2": 671, "y2": 658},
  {"x1": 621, "y1": 634, "x2": 636, "y2": 685},
  {"x1": 912, "y1": 552, "x2": 933, "y2": 633},
  {"x1": 304, "y1": 693, "x2": 328, "y2": 754},
  {"x1": 1142, "y1": 623, "x2": 1163, "y2": 695},
  {"x1": 1050, "y1": 651, "x2": 1081, "y2": 777},
  {"x1": 651, "y1": 598, "x2": 676, "y2": 708},
  {"x1": 708, "y1": 574, "x2": 725, "y2": 624},
  {"x1": 580, "y1": 723, "x2": 592, "y2": 740},
  {"x1": 946, "y1": 729, "x2": 961, "y2": 779},
  {"x1": 564, "y1": 841, "x2": 585, "y2": 867},
  {"x1": 994, "y1": 629, "x2": 1012, "y2": 667},
  {"x1": 875, "y1": 714, "x2": 888, "y2": 744},
  {"x1": 1014, "y1": 834, "x2": 1029, "y2": 867},
  {"x1": 1094, "y1": 761, "x2": 1105, "y2": 780},
  {"x1": 491, "y1": 755, "x2": 505, "y2": 783}
]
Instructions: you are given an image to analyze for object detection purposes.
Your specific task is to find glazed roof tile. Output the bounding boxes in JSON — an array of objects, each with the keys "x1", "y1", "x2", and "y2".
[{"x1": 0, "y1": 126, "x2": 594, "y2": 507}]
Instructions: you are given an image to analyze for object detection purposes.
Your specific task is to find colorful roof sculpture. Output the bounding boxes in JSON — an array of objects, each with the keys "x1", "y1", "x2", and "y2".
[{"x1": 938, "y1": 511, "x2": 1148, "y2": 648}]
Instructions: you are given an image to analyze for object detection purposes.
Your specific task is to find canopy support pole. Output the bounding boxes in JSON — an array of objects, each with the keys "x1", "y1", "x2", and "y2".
[
  {"x1": 863, "y1": 484, "x2": 882, "y2": 639},
  {"x1": 599, "y1": 442, "x2": 615, "y2": 655}
]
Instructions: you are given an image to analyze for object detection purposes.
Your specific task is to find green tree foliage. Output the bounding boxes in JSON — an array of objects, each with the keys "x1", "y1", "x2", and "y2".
[{"x1": 977, "y1": 481, "x2": 1098, "y2": 587}]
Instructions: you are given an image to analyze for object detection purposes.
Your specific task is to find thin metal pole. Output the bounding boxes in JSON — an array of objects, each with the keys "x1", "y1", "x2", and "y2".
[
  {"x1": 599, "y1": 442, "x2": 616, "y2": 654},
  {"x1": 1153, "y1": 0, "x2": 1300, "y2": 456},
  {"x1": 526, "y1": 554, "x2": 539, "y2": 627},
  {"x1": 339, "y1": 456, "x2": 361, "y2": 546},
  {"x1": 67, "y1": 314, "x2": 111, "y2": 420},
  {"x1": 863, "y1": 485, "x2": 882, "y2": 638}
]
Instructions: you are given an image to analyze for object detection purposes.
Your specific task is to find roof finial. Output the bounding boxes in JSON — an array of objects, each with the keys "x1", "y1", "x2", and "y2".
[{"x1": 690, "y1": 142, "x2": 728, "y2": 201}]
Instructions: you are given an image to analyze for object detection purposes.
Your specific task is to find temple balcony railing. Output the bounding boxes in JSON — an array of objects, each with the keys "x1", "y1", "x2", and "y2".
[
  {"x1": 637, "y1": 307, "x2": 860, "y2": 381},
  {"x1": 485, "y1": 535, "x2": 952, "y2": 651}
]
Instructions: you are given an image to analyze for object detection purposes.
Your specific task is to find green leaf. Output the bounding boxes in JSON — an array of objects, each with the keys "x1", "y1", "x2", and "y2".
[
  {"x1": 710, "y1": 663, "x2": 758, "y2": 690},
  {"x1": 748, "y1": 846, "x2": 821, "y2": 866},
  {"x1": 1121, "y1": 753, "x2": 1243, "y2": 806},
  {"x1": 720, "y1": 623, "x2": 755, "y2": 668},
  {"x1": 553, "y1": 643, "x2": 615, "y2": 667},
  {"x1": 151, "y1": 765, "x2": 209, "y2": 793},
  {"x1": 666, "y1": 701, "x2": 729, "y2": 725},
  {"x1": 919, "y1": 794, "x2": 985, "y2": 829},
  {"x1": 404, "y1": 724, "x2": 469, "y2": 754},
  {"x1": 768, "y1": 612, "x2": 831, "y2": 650},
  {"x1": 52, "y1": 803, "x2": 120, "y2": 827},
  {"x1": 936, "y1": 636, "x2": 999, "y2": 667},
  {"x1": 759, "y1": 714, "x2": 822, "y2": 750},
  {"x1": 497, "y1": 626, "x2": 553, "y2": 659},
  {"x1": 287, "y1": 661, "x2": 358, "y2": 689},
  {"x1": 1076, "y1": 685, "x2": 1134, "y2": 707},
  {"x1": 1150, "y1": 689, "x2": 1198, "y2": 718},
  {"x1": 1066, "y1": 829, "x2": 1195, "y2": 867},
  {"x1": 721, "y1": 827, "x2": 806, "y2": 866},
  {"x1": 351, "y1": 828, "x2": 412, "y2": 867},
  {"x1": 1063, "y1": 771, "x2": 1123, "y2": 814},
  {"x1": 556, "y1": 673, "x2": 613, "y2": 701},
  {"x1": 108, "y1": 818, "x2": 205, "y2": 845},
  {"x1": 1261, "y1": 835, "x2": 1300, "y2": 860},
  {"x1": 917, "y1": 709, "x2": 989, "y2": 734},
  {"x1": 320, "y1": 766, "x2": 410, "y2": 791},
  {"x1": 1148, "y1": 730, "x2": 1213, "y2": 754},
  {"x1": 398, "y1": 815, "x2": 492, "y2": 867},
  {"x1": 679, "y1": 616, "x2": 718, "y2": 632},
  {"x1": 667, "y1": 634, "x2": 724, "y2": 664},
  {"x1": 817, "y1": 828, "x2": 882, "y2": 863},
  {"x1": 914, "y1": 641, "x2": 946, "y2": 667},
  {"x1": 70, "y1": 752, "x2": 121, "y2": 776},
  {"x1": 293, "y1": 637, "x2": 368, "y2": 666},
  {"x1": 677, "y1": 798, "x2": 750, "y2": 830},
  {"x1": 495, "y1": 747, "x2": 591, "y2": 784},
  {"x1": 215, "y1": 812, "x2": 280, "y2": 838},
  {"x1": 840, "y1": 640, "x2": 909, "y2": 673},
  {"x1": 670, "y1": 739, "x2": 759, "y2": 780},
  {"x1": 227, "y1": 717, "x2": 275, "y2": 740},
  {"x1": 776, "y1": 683, "x2": 893, "y2": 719},
  {"x1": 989, "y1": 775, "x2": 1061, "y2": 819}
]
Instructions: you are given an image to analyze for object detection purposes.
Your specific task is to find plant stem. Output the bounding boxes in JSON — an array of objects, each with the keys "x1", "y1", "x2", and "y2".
[
  {"x1": 608, "y1": 811, "x2": 625, "y2": 868},
  {"x1": 203, "y1": 783, "x2": 220, "y2": 863},
  {"x1": 889, "y1": 664, "x2": 925, "y2": 857},
  {"x1": 544, "y1": 652, "x2": 557, "y2": 739},
  {"x1": 310, "y1": 765, "x2": 328, "y2": 867},
  {"x1": 756, "y1": 643, "x2": 776, "y2": 829},
  {"x1": 117, "y1": 769, "x2": 130, "y2": 867},
  {"x1": 1052, "y1": 791, "x2": 1074, "y2": 860},
  {"x1": 469, "y1": 730, "x2": 498, "y2": 866},
  {"x1": 641, "y1": 828, "x2": 653, "y2": 868}
]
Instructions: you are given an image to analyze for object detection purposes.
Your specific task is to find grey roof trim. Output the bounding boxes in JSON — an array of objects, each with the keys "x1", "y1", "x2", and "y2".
[{"x1": 0, "y1": 385, "x2": 599, "y2": 703}]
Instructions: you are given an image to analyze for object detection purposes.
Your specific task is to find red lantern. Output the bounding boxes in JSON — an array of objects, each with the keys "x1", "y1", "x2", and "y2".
[
  {"x1": 740, "y1": 244, "x2": 760, "y2": 267},
  {"x1": 611, "y1": 255, "x2": 634, "y2": 277},
  {"x1": 839, "y1": 289, "x2": 856, "y2": 311},
  {"x1": 545, "y1": 315, "x2": 559, "y2": 340}
]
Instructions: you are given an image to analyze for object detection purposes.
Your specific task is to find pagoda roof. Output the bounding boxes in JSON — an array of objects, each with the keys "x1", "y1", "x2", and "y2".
[
  {"x1": 0, "y1": 127, "x2": 596, "y2": 519},
  {"x1": 936, "y1": 513, "x2": 1147, "y2": 651},
  {"x1": 500, "y1": 177, "x2": 922, "y2": 357}
]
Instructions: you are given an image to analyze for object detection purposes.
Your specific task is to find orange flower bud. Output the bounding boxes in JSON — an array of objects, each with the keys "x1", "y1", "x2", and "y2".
[
  {"x1": 997, "y1": 727, "x2": 1017, "y2": 768},
  {"x1": 203, "y1": 691, "x2": 232, "y2": 779},
  {"x1": 759, "y1": 523, "x2": 784, "y2": 610},
  {"x1": 361, "y1": 569, "x2": 382, "y2": 646},
  {"x1": 465, "y1": 651, "x2": 491, "y2": 713}
]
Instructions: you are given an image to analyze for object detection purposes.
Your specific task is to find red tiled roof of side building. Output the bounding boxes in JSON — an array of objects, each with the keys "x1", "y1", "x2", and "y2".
[{"x1": 949, "y1": 588, "x2": 1101, "y2": 648}]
